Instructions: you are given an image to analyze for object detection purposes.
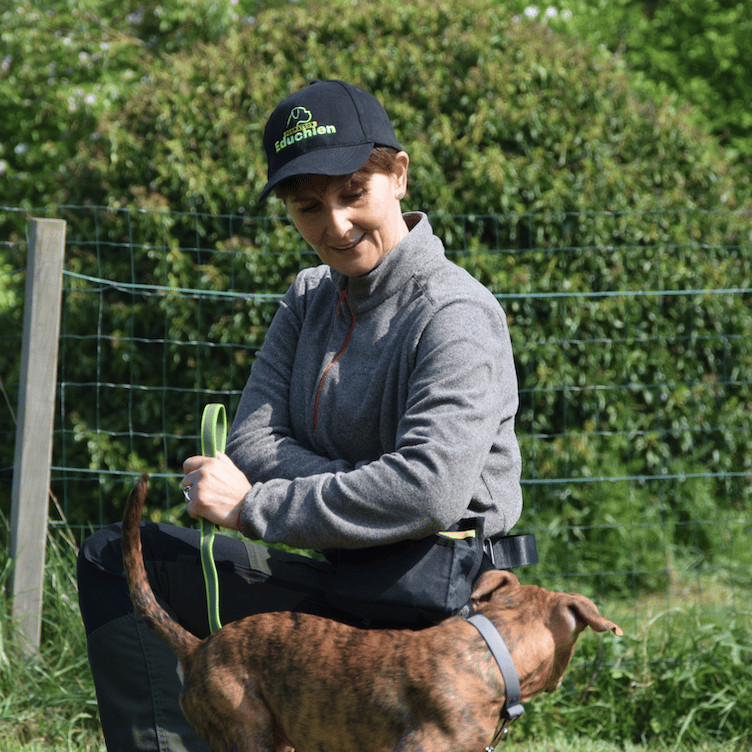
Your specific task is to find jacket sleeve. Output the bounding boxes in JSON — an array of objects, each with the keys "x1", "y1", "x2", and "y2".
[
  {"x1": 233, "y1": 296, "x2": 520, "y2": 550},
  {"x1": 225, "y1": 283, "x2": 354, "y2": 482}
]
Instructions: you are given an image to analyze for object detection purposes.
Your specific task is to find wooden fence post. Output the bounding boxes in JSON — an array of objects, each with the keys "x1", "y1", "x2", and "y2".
[{"x1": 10, "y1": 217, "x2": 66, "y2": 654}]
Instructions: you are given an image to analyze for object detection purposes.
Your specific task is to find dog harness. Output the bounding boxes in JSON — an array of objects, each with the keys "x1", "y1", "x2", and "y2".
[{"x1": 466, "y1": 614, "x2": 524, "y2": 748}]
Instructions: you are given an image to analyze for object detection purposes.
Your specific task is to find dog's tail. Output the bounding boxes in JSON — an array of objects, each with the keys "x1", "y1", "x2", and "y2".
[{"x1": 122, "y1": 475, "x2": 201, "y2": 662}]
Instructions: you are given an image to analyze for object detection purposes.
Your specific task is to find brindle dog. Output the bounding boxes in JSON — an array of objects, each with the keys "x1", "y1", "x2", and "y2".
[{"x1": 122, "y1": 475, "x2": 621, "y2": 752}]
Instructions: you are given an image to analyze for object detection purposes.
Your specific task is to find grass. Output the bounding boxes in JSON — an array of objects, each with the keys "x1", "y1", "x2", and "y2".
[
  {"x1": 1, "y1": 522, "x2": 750, "y2": 752},
  {"x1": 0, "y1": 523, "x2": 103, "y2": 752}
]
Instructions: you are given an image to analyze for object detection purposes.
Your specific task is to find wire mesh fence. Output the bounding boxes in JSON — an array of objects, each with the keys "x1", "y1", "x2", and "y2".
[{"x1": 2, "y1": 204, "x2": 750, "y2": 635}]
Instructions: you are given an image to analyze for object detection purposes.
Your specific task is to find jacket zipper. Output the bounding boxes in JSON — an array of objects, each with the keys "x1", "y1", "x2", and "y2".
[{"x1": 314, "y1": 285, "x2": 355, "y2": 431}]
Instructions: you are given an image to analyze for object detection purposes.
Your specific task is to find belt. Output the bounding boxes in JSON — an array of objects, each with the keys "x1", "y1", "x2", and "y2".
[{"x1": 486, "y1": 533, "x2": 538, "y2": 569}]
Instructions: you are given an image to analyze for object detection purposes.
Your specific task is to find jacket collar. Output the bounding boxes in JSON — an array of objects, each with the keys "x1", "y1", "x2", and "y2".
[{"x1": 331, "y1": 212, "x2": 444, "y2": 315}]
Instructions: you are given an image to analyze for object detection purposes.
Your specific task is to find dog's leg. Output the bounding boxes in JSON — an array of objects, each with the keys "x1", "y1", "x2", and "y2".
[{"x1": 179, "y1": 636, "x2": 295, "y2": 752}]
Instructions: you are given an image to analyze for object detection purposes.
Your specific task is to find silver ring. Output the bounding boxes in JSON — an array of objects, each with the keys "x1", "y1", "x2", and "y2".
[{"x1": 183, "y1": 485, "x2": 192, "y2": 502}]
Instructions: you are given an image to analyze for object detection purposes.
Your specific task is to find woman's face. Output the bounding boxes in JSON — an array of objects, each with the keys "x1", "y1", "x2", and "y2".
[{"x1": 284, "y1": 152, "x2": 409, "y2": 278}]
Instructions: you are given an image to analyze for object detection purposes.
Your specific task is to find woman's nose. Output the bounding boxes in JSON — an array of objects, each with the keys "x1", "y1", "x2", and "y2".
[{"x1": 326, "y1": 206, "x2": 353, "y2": 238}]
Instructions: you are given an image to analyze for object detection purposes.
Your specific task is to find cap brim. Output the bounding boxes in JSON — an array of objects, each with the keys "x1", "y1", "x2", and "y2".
[{"x1": 258, "y1": 143, "x2": 374, "y2": 202}]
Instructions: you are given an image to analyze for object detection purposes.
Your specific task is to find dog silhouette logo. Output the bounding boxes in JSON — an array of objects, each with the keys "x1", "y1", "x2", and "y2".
[{"x1": 287, "y1": 107, "x2": 313, "y2": 127}]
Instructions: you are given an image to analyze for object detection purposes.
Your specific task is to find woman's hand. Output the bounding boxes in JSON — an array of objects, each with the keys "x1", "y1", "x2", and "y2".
[{"x1": 181, "y1": 452, "x2": 252, "y2": 531}]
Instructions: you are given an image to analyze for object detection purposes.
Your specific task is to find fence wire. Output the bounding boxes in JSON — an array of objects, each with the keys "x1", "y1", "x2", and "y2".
[{"x1": 2, "y1": 204, "x2": 750, "y2": 634}]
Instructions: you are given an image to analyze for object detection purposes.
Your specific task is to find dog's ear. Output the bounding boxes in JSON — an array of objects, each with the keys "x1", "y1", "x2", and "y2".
[
  {"x1": 471, "y1": 569, "x2": 519, "y2": 605},
  {"x1": 556, "y1": 594, "x2": 623, "y2": 637}
]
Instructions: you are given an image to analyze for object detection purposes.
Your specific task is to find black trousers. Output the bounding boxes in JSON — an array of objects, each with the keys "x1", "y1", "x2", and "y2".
[
  {"x1": 77, "y1": 522, "x2": 348, "y2": 752},
  {"x1": 77, "y1": 521, "x2": 345, "y2": 637}
]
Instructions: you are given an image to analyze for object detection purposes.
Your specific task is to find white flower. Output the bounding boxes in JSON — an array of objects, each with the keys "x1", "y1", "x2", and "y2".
[
  {"x1": 544, "y1": 6, "x2": 558, "y2": 18},
  {"x1": 524, "y1": 5, "x2": 539, "y2": 19}
]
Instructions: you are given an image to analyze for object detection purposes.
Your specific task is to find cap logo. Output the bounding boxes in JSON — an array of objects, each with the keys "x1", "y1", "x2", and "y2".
[
  {"x1": 287, "y1": 106, "x2": 312, "y2": 126},
  {"x1": 275, "y1": 106, "x2": 337, "y2": 154}
]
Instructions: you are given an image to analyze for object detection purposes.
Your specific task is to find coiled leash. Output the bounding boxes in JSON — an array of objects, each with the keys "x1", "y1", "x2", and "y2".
[{"x1": 198, "y1": 403, "x2": 227, "y2": 634}]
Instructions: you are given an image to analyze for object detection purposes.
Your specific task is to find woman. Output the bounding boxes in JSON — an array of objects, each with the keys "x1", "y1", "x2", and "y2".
[{"x1": 77, "y1": 80, "x2": 524, "y2": 752}]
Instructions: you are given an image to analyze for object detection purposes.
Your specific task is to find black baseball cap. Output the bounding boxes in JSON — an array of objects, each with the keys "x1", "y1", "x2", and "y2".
[{"x1": 258, "y1": 80, "x2": 402, "y2": 201}]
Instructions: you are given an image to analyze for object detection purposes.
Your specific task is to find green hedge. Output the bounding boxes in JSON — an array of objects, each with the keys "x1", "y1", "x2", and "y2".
[
  {"x1": 2, "y1": 0, "x2": 750, "y2": 599},
  {"x1": 554, "y1": 0, "x2": 752, "y2": 170},
  {"x1": 60, "y1": 0, "x2": 746, "y2": 218}
]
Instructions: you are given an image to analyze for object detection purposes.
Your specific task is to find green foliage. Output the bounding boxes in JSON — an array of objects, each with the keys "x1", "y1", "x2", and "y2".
[
  {"x1": 85, "y1": 0, "x2": 277, "y2": 54},
  {"x1": 0, "y1": 1, "x2": 148, "y2": 213},
  {"x1": 0, "y1": 0, "x2": 286, "y2": 227},
  {"x1": 515, "y1": 610, "x2": 752, "y2": 748},
  {"x1": 491, "y1": 207, "x2": 752, "y2": 595},
  {"x1": 0, "y1": 521, "x2": 102, "y2": 750},
  {"x1": 46, "y1": 0, "x2": 746, "y2": 220},
  {"x1": 1, "y1": 0, "x2": 749, "y2": 588},
  {"x1": 547, "y1": 0, "x2": 752, "y2": 170}
]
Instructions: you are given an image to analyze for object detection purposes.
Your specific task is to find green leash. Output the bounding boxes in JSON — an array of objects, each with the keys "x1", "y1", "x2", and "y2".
[{"x1": 199, "y1": 403, "x2": 227, "y2": 634}]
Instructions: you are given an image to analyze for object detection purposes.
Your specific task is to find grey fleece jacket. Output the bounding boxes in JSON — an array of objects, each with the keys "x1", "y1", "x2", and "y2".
[{"x1": 227, "y1": 212, "x2": 522, "y2": 550}]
